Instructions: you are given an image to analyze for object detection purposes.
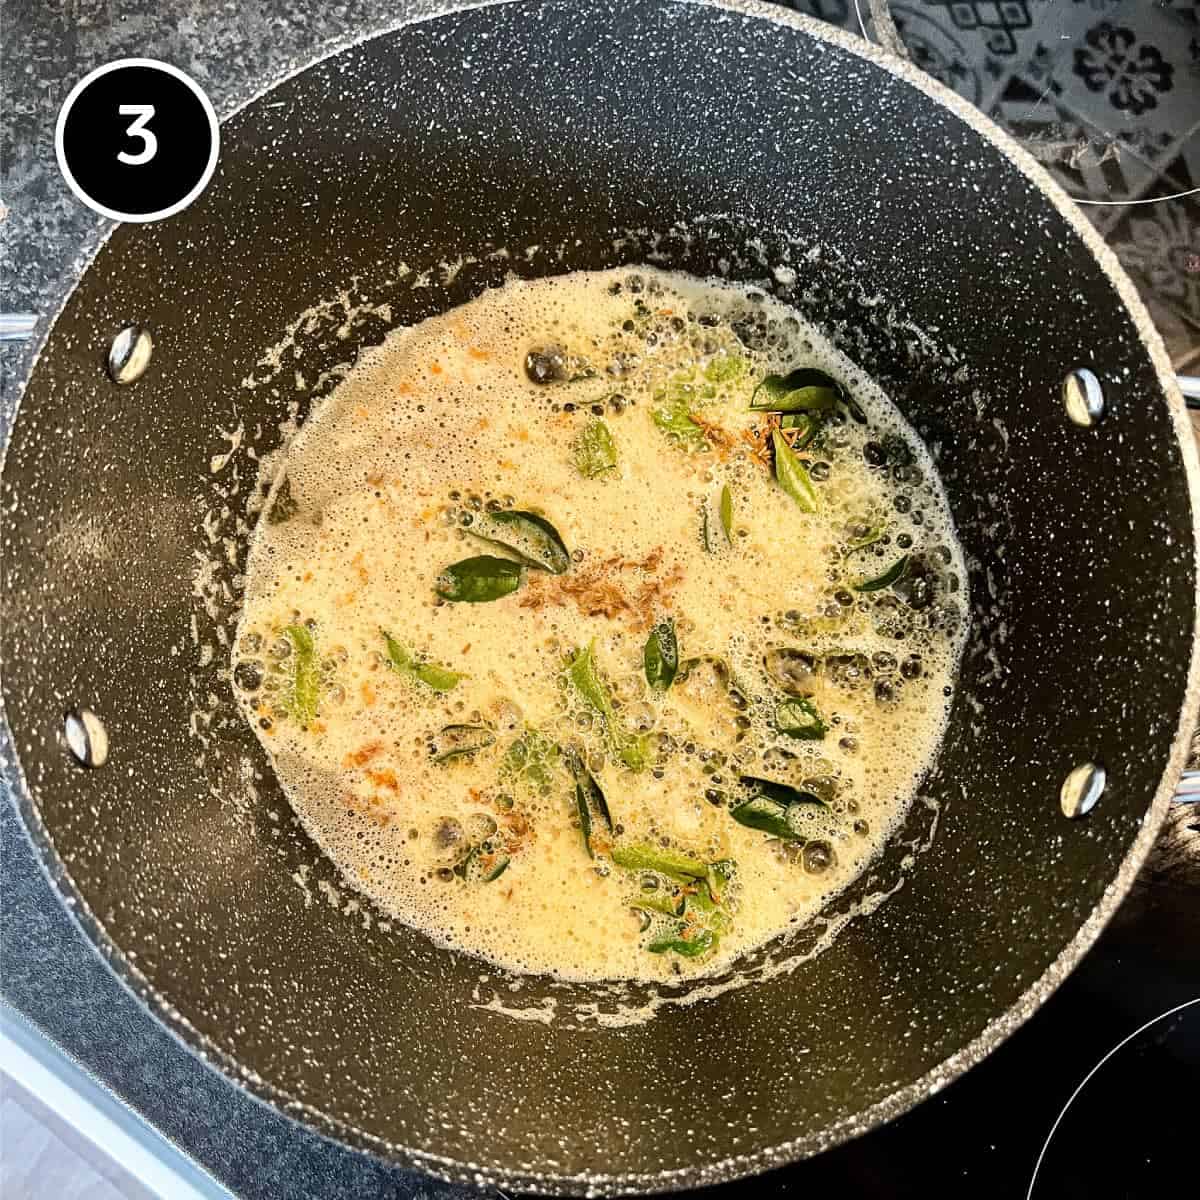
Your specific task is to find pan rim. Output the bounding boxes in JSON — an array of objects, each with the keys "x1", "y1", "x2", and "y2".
[{"x1": 3, "y1": 0, "x2": 1198, "y2": 1193}]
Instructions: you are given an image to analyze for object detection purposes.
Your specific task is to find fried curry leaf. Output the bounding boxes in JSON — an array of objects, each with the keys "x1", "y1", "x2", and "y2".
[
  {"x1": 382, "y1": 632, "x2": 464, "y2": 692},
  {"x1": 719, "y1": 484, "x2": 734, "y2": 543},
  {"x1": 652, "y1": 396, "x2": 707, "y2": 448},
  {"x1": 729, "y1": 794, "x2": 794, "y2": 838},
  {"x1": 435, "y1": 555, "x2": 525, "y2": 602},
  {"x1": 567, "y1": 641, "x2": 650, "y2": 771},
  {"x1": 703, "y1": 353, "x2": 747, "y2": 384},
  {"x1": 616, "y1": 848, "x2": 735, "y2": 957},
  {"x1": 731, "y1": 776, "x2": 827, "y2": 840},
  {"x1": 282, "y1": 624, "x2": 319, "y2": 726},
  {"x1": 774, "y1": 697, "x2": 827, "y2": 741},
  {"x1": 565, "y1": 749, "x2": 613, "y2": 858},
  {"x1": 771, "y1": 430, "x2": 818, "y2": 513},
  {"x1": 469, "y1": 510, "x2": 570, "y2": 574},
  {"x1": 631, "y1": 893, "x2": 687, "y2": 918},
  {"x1": 855, "y1": 555, "x2": 910, "y2": 593},
  {"x1": 572, "y1": 419, "x2": 619, "y2": 479},
  {"x1": 740, "y1": 775, "x2": 829, "y2": 809},
  {"x1": 847, "y1": 522, "x2": 888, "y2": 551},
  {"x1": 701, "y1": 501, "x2": 720, "y2": 554},
  {"x1": 620, "y1": 851, "x2": 732, "y2": 907},
  {"x1": 612, "y1": 843, "x2": 708, "y2": 880},
  {"x1": 751, "y1": 368, "x2": 842, "y2": 413},
  {"x1": 429, "y1": 724, "x2": 496, "y2": 763},
  {"x1": 643, "y1": 620, "x2": 679, "y2": 692},
  {"x1": 455, "y1": 839, "x2": 511, "y2": 883},
  {"x1": 780, "y1": 411, "x2": 824, "y2": 449},
  {"x1": 647, "y1": 928, "x2": 716, "y2": 957}
]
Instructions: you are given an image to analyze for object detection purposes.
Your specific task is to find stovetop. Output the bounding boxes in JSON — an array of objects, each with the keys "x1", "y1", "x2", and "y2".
[{"x1": 3, "y1": 3, "x2": 1198, "y2": 1198}]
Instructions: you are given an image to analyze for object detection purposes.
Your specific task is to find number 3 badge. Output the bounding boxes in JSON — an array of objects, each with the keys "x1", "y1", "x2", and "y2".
[{"x1": 56, "y1": 59, "x2": 219, "y2": 223}]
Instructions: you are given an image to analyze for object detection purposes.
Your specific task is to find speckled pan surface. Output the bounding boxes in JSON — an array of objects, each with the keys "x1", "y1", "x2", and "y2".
[{"x1": 3, "y1": 0, "x2": 1198, "y2": 1193}]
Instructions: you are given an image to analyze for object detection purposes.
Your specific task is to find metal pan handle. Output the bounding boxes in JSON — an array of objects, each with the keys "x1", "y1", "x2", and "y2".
[
  {"x1": 2, "y1": 312, "x2": 1197, "y2": 796},
  {"x1": 0, "y1": 313, "x2": 39, "y2": 342},
  {"x1": 1175, "y1": 772, "x2": 1200, "y2": 805}
]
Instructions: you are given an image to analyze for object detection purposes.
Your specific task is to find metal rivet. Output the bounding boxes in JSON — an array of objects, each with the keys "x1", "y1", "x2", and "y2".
[
  {"x1": 107, "y1": 325, "x2": 153, "y2": 384},
  {"x1": 1062, "y1": 368, "x2": 1105, "y2": 428},
  {"x1": 1061, "y1": 762, "x2": 1105, "y2": 819},
  {"x1": 63, "y1": 707, "x2": 109, "y2": 768}
]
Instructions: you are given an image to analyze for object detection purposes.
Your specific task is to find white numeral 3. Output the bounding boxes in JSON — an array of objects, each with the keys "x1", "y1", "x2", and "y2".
[{"x1": 117, "y1": 104, "x2": 157, "y2": 165}]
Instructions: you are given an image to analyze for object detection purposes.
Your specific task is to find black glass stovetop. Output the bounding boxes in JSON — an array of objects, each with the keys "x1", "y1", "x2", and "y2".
[{"x1": 5, "y1": 792, "x2": 1197, "y2": 1200}]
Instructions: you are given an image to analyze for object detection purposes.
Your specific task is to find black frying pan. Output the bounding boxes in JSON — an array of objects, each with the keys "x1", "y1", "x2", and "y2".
[{"x1": 3, "y1": 1, "x2": 1197, "y2": 1193}]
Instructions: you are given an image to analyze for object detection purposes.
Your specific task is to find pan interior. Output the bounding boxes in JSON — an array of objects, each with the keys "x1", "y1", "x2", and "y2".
[{"x1": 2, "y1": 1, "x2": 1193, "y2": 1190}]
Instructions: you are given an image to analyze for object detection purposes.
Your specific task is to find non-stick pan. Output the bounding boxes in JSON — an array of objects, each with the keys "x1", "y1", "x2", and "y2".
[{"x1": 3, "y1": 1, "x2": 1198, "y2": 1193}]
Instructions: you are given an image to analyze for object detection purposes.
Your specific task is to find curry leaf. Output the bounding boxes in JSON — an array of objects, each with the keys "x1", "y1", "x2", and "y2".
[
  {"x1": 704, "y1": 353, "x2": 747, "y2": 384},
  {"x1": 455, "y1": 838, "x2": 511, "y2": 883},
  {"x1": 719, "y1": 484, "x2": 734, "y2": 544},
  {"x1": 567, "y1": 642, "x2": 650, "y2": 771},
  {"x1": 780, "y1": 411, "x2": 823, "y2": 449},
  {"x1": 611, "y1": 843, "x2": 708, "y2": 880},
  {"x1": 652, "y1": 396, "x2": 707, "y2": 448},
  {"x1": 282, "y1": 624, "x2": 319, "y2": 726},
  {"x1": 501, "y1": 728, "x2": 561, "y2": 795},
  {"x1": 751, "y1": 368, "x2": 843, "y2": 412},
  {"x1": 855, "y1": 555, "x2": 910, "y2": 593},
  {"x1": 774, "y1": 697, "x2": 827, "y2": 741},
  {"x1": 647, "y1": 928, "x2": 716, "y2": 957},
  {"x1": 771, "y1": 430, "x2": 818, "y2": 513},
  {"x1": 740, "y1": 775, "x2": 829, "y2": 809},
  {"x1": 566, "y1": 749, "x2": 613, "y2": 858},
  {"x1": 573, "y1": 419, "x2": 619, "y2": 479},
  {"x1": 470, "y1": 511, "x2": 570, "y2": 575},
  {"x1": 382, "y1": 632, "x2": 464, "y2": 692},
  {"x1": 701, "y1": 501, "x2": 720, "y2": 554},
  {"x1": 729, "y1": 794, "x2": 794, "y2": 838},
  {"x1": 631, "y1": 893, "x2": 687, "y2": 918},
  {"x1": 429, "y1": 724, "x2": 496, "y2": 763},
  {"x1": 848, "y1": 522, "x2": 888, "y2": 551},
  {"x1": 643, "y1": 620, "x2": 679, "y2": 692},
  {"x1": 731, "y1": 776, "x2": 826, "y2": 839},
  {"x1": 435, "y1": 555, "x2": 524, "y2": 602}
]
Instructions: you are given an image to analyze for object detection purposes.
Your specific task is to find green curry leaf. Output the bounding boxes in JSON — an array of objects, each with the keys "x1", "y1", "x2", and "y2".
[
  {"x1": 573, "y1": 419, "x2": 619, "y2": 479},
  {"x1": 771, "y1": 430, "x2": 818, "y2": 513},
  {"x1": 382, "y1": 632, "x2": 464, "y2": 693},
  {"x1": 435, "y1": 555, "x2": 525, "y2": 602},
  {"x1": 282, "y1": 624, "x2": 319, "y2": 726},
  {"x1": 469, "y1": 511, "x2": 570, "y2": 575},
  {"x1": 751, "y1": 368, "x2": 843, "y2": 413},
  {"x1": 854, "y1": 555, "x2": 910, "y2": 593},
  {"x1": 643, "y1": 620, "x2": 679, "y2": 692}
]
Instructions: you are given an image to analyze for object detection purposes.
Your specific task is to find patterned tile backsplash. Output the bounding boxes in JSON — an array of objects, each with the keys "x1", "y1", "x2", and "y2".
[{"x1": 778, "y1": 0, "x2": 1200, "y2": 367}]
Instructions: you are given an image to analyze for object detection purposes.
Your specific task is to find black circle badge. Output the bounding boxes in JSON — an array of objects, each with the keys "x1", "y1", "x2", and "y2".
[{"x1": 56, "y1": 59, "x2": 219, "y2": 223}]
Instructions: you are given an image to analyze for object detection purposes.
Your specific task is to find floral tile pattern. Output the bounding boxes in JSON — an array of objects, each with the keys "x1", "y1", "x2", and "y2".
[
  {"x1": 764, "y1": 0, "x2": 1200, "y2": 361},
  {"x1": 1107, "y1": 194, "x2": 1200, "y2": 365},
  {"x1": 1054, "y1": 4, "x2": 1199, "y2": 170},
  {"x1": 989, "y1": 74, "x2": 1161, "y2": 203},
  {"x1": 917, "y1": 0, "x2": 1055, "y2": 58},
  {"x1": 1073, "y1": 20, "x2": 1177, "y2": 117}
]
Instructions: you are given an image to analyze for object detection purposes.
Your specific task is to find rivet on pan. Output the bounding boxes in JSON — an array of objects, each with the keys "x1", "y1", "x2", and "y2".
[
  {"x1": 1060, "y1": 762, "x2": 1105, "y2": 819},
  {"x1": 63, "y1": 707, "x2": 110, "y2": 769},
  {"x1": 1062, "y1": 368, "x2": 1105, "y2": 428},
  {"x1": 107, "y1": 325, "x2": 153, "y2": 384}
]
